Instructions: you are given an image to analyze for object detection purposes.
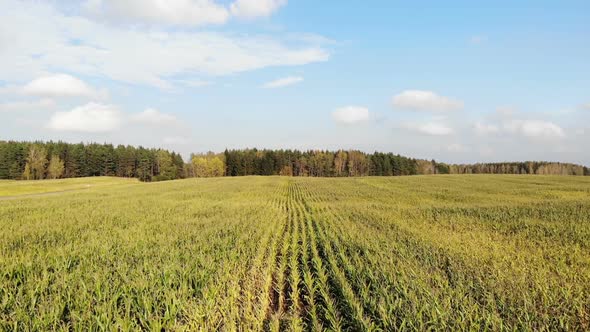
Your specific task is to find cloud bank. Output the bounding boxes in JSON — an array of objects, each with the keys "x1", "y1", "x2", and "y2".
[{"x1": 1, "y1": 0, "x2": 328, "y2": 89}]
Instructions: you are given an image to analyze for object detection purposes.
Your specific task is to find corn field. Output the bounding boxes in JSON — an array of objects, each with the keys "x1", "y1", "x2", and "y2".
[{"x1": 1, "y1": 175, "x2": 589, "y2": 331}]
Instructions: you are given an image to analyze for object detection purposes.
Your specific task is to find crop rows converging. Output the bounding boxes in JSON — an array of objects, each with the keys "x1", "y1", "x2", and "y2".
[{"x1": 1, "y1": 175, "x2": 589, "y2": 331}]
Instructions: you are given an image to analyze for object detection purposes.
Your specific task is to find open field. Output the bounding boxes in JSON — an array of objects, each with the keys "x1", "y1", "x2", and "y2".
[
  {"x1": 0, "y1": 177, "x2": 139, "y2": 198},
  {"x1": 1, "y1": 175, "x2": 589, "y2": 331}
]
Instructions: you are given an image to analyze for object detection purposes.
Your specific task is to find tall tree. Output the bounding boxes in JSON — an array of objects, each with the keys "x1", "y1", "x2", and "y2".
[
  {"x1": 47, "y1": 155, "x2": 65, "y2": 179},
  {"x1": 334, "y1": 150, "x2": 348, "y2": 177},
  {"x1": 191, "y1": 154, "x2": 225, "y2": 177},
  {"x1": 26, "y1": 145, "x2": 48, "y2": 180},
  {"x1": 154, "y1": 150, "x2": 176, "y2": 181},
  {"x1": 347, "y1": 150, "x2": 369, "y2": 176},
  {"x1": 23, "y1": 163, "x2": 32, "y2": 180}
]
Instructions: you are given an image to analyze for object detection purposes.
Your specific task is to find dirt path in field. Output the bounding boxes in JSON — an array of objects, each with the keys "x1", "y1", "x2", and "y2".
[{"x1": 0, "y1": 187, "x2": 91, "y2": 201}]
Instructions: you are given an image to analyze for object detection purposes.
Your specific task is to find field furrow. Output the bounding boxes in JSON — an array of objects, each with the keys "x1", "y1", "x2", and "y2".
[{"x1": 1, "y1": 175, "x2": 589, "y2": 330}]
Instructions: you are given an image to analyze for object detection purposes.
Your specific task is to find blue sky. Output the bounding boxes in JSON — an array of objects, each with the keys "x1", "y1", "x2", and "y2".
[{"x1": 1, "y1": 0, "x2": 589, "y2": 164}]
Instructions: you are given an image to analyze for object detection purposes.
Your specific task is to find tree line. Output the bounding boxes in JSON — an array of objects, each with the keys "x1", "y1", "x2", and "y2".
[
  {"x1": 0, "y1": 141, "x2": 185, "y2": 182},
  {"x1": 445, "y1": 162, "x2": 588, "y2": 176},
  {"x1": 1, "y1": 141, "x2": 588, "y2": 181},
  {"x1": 222, "y1": 149, "x2": 419, "y2": 177},
  {"x1": 221, "y1": 149, "x2": 589, "y2": 177}
]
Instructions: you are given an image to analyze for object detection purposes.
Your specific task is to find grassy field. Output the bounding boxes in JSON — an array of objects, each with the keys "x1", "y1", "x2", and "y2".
[
  {"x1": 0, "y1": 177, "x2": 139, "y2": 198},
  {"x1": 1, "y1": 175, "x2": 589, "y2": 331}
]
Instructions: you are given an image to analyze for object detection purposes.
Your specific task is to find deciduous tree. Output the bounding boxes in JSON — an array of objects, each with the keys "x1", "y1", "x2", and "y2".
[{"x1": 47, "y1": 155, "x2": 65, "y2": 179}]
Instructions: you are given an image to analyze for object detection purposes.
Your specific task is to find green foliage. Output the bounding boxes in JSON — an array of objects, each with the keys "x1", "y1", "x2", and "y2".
[
  {"x1": 450, "y1": 161, "x2": 586, "y2": 175},
  {"x1": 0, "y1": 141, "x2": 185, "y2": 182},
  {"x1": 1, "y1": 175, "x2": 589, "y2": 330},
  {"x1": 1, "y1": 142, "x2": 588, "y2": 182},
  {"x1": 153, "y1": 150, "x2": 177, "y2": 181},
  {"x1": 223, "y1": 149, "x2": 420, "y2": 177},
  {"x1": 435, "y1": 162, "x2": 450, "y2": 174}
]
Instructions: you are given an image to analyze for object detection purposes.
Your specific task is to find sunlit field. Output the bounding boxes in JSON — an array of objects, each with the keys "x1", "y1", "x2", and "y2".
[
  {"x1": 0, "y1": 177, "x2": 139, "y2": 198},
  {"x1": 1, "y1": 176, "x2": 589, "y2": 330}
]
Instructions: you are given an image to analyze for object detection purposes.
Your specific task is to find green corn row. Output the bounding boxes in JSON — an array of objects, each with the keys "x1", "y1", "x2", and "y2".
[{"x1": 1, "y1": 175, "x2": 589, "y2": 330}]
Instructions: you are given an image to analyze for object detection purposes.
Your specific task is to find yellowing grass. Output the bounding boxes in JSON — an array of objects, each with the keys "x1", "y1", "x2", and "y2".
[
  {"x1": 0, "y1": 177, "x2": 139, "y2": 197},
  {"x1": 0, "y1": 175, "x2": 589, "y2": 330}
]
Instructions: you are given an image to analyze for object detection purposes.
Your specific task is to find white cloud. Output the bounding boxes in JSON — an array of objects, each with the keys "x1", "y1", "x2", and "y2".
[
  {"x1": 131, "y1": 108, "x2": 178, "y2": 125},
  {"x1": 405, "y1": 122, "x2": 454, "y2": 136},
  {"x1": 230, "y1": 0, "x2": 287, "y2": 19},
  {"x1": 474, "y1": 122, "x2": 500, "y2": 135},
  {"x1": 84, "y1": 0, "x2": 229, "y2": 26},
  {"x1": 0, "y1": 0, "x2": 329, "y2": 88},
  {"x1": 22, "y1": 74, "x2": 105, "y2": 99},
  {"x1": 504, "y1": 120, "x2": 565, "y2": 139},
  {"x1": 263, "y1": 76, "x2": 303, "y2": 88},
  {"x1": 581, "y1": 103, "x2": 590, "y2": 110},
  {"x1": 0, "y1": 99, "x2": 55, "y2": 112},
  {"x1": 475, "y1": 108, "x2": 566, "y2": 140},
  {"x1": 47, "y1": 102, "x2": 122, "y2": 133},
  {"x1": 85, "y1": 0, "x2": 288, "y2": 25},
  {"x1": 332, "y1": 106, "x2": 369, "y2": 124},
  {"x1": 392, "y1": 90, "x2": 464, "y2": 112}
]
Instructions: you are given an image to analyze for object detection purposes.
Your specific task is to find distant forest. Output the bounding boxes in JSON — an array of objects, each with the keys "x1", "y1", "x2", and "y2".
[{"x1": 1, "y1": 141, "x2": 588, "y2": 181}]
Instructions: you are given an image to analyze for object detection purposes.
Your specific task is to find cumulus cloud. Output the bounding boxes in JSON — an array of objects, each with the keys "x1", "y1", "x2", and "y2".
[
  {"x1": 392, "y1": 90, "x2": 464, "y2": 112},
  {"x1": 130, "y1": 108, "x2": 178, "y2": 125},
  {"x1": 263, "y1": 76, "x2": 303, "y2": 88},
  {"x1": 504, "y1": 120, "x2": 565, "y2": 139},
  {"x1": 475, "y1": 108, "x2": 566, "y2": 140},
  {"x1": 0, "y1": 99, "x2": 55, "y2": 112},
  {"x1": 47, "y1": 102, "x2": 122, "y2": 133},
  {"x1": 474, "y1": 122, "x2": 500, "y2": 135},
  {"x1": 84, "y1": 0, "x2": 229, "y2": 26},
  {"x1": 230, "y1": 0, "x2": 287, "y2": 19},
  {"x1": 22, "y1": 74, "x2": 106, "y2": 99},
  {"x1": 405, "y1": 122, "x2": 454, "y2": 136},
  {"x1": 0, "y1": 0, "x2": 329, "y2": 88},
  {"x1": 332, "y1": 106, "x2": 369, "y2": 124}
]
